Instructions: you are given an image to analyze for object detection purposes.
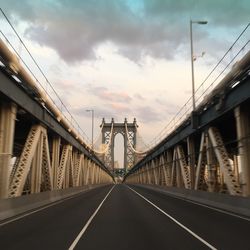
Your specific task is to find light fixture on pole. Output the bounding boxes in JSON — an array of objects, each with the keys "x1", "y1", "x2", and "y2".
[
  {"x1": 86, "y1": 109, "x2": 94, "y2": 150},
  {"x1": 190, "y1": 20, "x2": 207, "y2": 111}
]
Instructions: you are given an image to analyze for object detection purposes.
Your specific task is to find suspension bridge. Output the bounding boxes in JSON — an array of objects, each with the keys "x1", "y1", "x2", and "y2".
[{"x1": 0, "y1": 10, "x2": 250, "y2": 250}]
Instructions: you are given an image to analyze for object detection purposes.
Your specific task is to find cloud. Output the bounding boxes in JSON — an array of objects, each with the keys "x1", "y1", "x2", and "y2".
[
  {"x1": 88, "y1": 85, "x2": 132, "y2": 103},
  {"x1": 1, "y1": 0, "x2": 249, "y2": 63},
  {"x1": 70, "y1": 103, "x2": 131, "y2": 123},
  {"x1": 135, "y1": 106, "x2": 161, "y2": 123},
  {"x1": 134, "y1": 93, "x2": 145, "y2": 100},
  {"x1": 109, "y1": 102, "x2": 131, "y2": 112},
  {"x1": 54, "y1": 79, "x2": 77, "y2": 90},
  {"x1": 71, "y1": 106, "x2": 114, "y2": 119},
  {"x1": 143, "y1": 0, "x2": 250, "y2": 27},
  {"x1": 155, "y1": 98, "x2": 179, "y2": 109}
]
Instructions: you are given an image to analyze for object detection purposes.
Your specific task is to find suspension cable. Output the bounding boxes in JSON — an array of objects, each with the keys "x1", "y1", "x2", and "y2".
[
  {"x1": 93, "y1": 123, "x2": 114, "y2": 155},
  {"x1": 125, "y1": 123, "x2": 148, "y2": 155}
]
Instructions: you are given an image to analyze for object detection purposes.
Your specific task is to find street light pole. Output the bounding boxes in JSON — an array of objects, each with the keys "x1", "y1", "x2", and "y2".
[
  {"x1": 190, "y1": 20, "x2": 207, "y2": 111},
  {"x1": 86, "y1": 109, "x2": 94, "y2": 150},
  {"x1": 190, "y1": 20, "x2": 195, "y2": 111}
]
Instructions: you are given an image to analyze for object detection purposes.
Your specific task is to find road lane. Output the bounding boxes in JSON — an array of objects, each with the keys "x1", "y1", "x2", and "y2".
[
  {"x1": 75, "y1": 184, "x2": 211, "y2": 250},
  {"x1": 69, "y1": 185, "x2": 115, "y2": 249},
  {"x1": 127, "y1": 186, "x2": 216, "y2": 250},
  {"x1": 129, "y1": 184, "x2": 250, "y2": 250},
  {"x1": 1, "y1": 184, "x2": 249, "y2": 250},
  {"x1": 0, "y1": 185, "x2": 113, "y2": 250}
]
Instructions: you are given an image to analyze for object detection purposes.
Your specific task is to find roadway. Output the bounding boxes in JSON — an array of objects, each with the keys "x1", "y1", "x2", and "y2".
[{"x1": 0, "y1": 184, "x2": 249, "y2": 250}]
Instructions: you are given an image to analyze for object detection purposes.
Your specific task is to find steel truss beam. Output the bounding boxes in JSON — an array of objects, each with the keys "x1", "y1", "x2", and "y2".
[
  {"x1": 57, "y1": 144, "x2": 72, "y2": 189},
  {"x1": 208, "y1": 127, "x2": 241, "y2": 195},
  {"x1": 127, "y1": 126, "x2": 242, "y2": 196},
  {"x1": 195, "y1": 133, "x2": 207, "y2": 190},
  {"x1": 128, "y1": 78, "x2": 250, "y2": 177},
  {"x1": 176, "y1": 145, "x2": 191, "y2": 189},
  {"x1": 52, "y1": 136, "x2": 61, "y2": 188},
  {"x1": 9, "y1": 124, "x2": 52, "y2": 197}
]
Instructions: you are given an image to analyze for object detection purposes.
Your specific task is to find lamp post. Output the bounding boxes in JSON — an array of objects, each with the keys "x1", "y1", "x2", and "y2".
[
  {"x1": 190, "y1": 20, "x2": 207, "y2": 111},
  {"x1": 86, "y1": 109, "x2": 94, "y2": 150}
]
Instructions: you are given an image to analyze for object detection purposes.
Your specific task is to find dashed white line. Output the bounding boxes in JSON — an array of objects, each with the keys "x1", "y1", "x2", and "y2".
[
  {"x1": 127, "y1": 185, "x2": 217, "y2": 250},
  {"x1": 68, "y1": 185, "x2": 115, "y2": 250}
]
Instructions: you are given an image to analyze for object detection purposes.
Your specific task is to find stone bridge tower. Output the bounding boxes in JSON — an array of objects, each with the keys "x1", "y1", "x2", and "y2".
[{"x1": 101, "y1": 118, "x2": 138, "y2": 172}]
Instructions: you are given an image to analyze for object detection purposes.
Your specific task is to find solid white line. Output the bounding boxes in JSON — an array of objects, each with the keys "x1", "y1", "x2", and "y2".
[
  {"x1": 127, "y1": 186, "x2": 217, "y2": 250},
  {"x1": 173, "y1": 195, "x2": 250, "y2": 222},
  {"x1": 140, "y1": 186, "x2": 250, "y2": 222},
  {"x1": 68, "y1": 185, "x2": 115, "y2": 250},
  {"x1": 0, "y1": 189, "x2": 95, "y2": 227}
]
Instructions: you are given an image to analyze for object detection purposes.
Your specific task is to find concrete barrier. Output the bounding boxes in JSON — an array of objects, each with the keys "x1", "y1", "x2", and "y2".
[
  {"x1": 131, "y1": 184, "x2": 250, "y2": 218},
  {"x1": 0, "y1": 184, "x2": 109, "y2": 222}
]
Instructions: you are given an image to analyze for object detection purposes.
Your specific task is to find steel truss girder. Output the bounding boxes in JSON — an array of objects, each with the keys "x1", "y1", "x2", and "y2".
[
  {"x1": 74, "y1": 153, "x2": 83, "y2": 186},
  {"x1": 158, "y1": 156, "x2": 165, "y2": 185},
  {"x1": 52, "y1": 136, "x2": 61, "y2": 188},
  {"x1": 208, "y1": 127, "x2": 242, "y2": 195},
  {"x1": 127, "y1": 125, "x2": 243, "y2": 195},
  {"x1": 205, "y1": 134, "x2": 217, "y2": 192},
  {"x1": 84, "y1": 158, "x2": 90, "y2": 185},
  {"x1": 171, "y1": 149, "x2": 177, "y2": 187},
  {"x1": 195, "y1": 133, "x2": 207, "y2": 190},
  {"x1": 151, "y1": 159, "x2": 158, "y2": 184},
  {"x1": 166, "y1": 151, "x2": 173, "y2": 186},
  {"x1": 41, "y1": 131, "x2": 53, "y2": 191},
  {"x1": 176, "y1": 145, "x2": 191, "y2": 189},
  {"x1": 57, "y1": 144, "x2": 73, "y2": 189},
  {"x1": 9, "y1": 125, "x2": 52, "y2": 197},
  {"x1": 30, "y1": 134, "x2": 43, "y2": 193}
]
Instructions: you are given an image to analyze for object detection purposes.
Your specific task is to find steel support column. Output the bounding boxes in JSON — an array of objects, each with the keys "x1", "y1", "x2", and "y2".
[
  {"x1": 124, "y1": 131, "x2": 128, "y2": 170},
  {"x1": 52, "y1": 136, "x2": 61, "y2": 189},
  {"x1": 30, "y1": 136, "x2": 43, "y2": 193},
  {"x1": 84, "y1": 158, "x2": 89, "y2": 185},
  {"x1": 235, "y1": 106, "x2": 250, "y2": 196},
  {"x1": 0, "y1": 102, "x2": 16, "y2": 198},
  {"x1": 166, "y1": 150, "x2": 173, "y2": 186},
  {"x1": 187, "y1": 136, "x2": 195, "y2": 189},
  {"x1": 206, "y1": 134, "x2": 217, "y2": 192}
]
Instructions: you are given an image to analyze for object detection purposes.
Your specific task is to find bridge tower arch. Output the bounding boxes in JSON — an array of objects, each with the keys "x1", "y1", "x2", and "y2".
[{"x1": 101, "y1": 118, "x2": 137, "y2": 172}]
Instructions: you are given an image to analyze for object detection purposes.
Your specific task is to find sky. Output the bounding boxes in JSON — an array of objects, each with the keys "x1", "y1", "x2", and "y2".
[{"x1": 0, "y1": 0, "x2": 249, "y2": 167}]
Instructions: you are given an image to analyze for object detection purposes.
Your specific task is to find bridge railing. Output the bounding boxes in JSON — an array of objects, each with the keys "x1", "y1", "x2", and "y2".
[{"x1": 147, "y1": 23, "x2": 250, "y2": 149}]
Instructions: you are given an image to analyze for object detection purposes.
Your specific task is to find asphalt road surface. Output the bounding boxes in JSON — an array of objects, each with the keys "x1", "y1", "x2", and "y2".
[{"x1": 0, "y1": 184, "x2": 249, "y2": 250}]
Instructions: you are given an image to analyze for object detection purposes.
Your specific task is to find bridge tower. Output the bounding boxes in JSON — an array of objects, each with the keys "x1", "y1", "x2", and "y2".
[{"x1": 101, "y1": 118, "x2": 138, "y2": 172}]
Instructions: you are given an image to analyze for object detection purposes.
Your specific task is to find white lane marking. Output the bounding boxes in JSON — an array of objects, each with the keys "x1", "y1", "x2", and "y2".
[
  {"x1": 172, "y1": 195, "x2": 250, "y2": 222},
  {"x1": 0, "y1": 188, "x2": 98, "y2": 227},
  {"x1": 68, "y1": 185, "x2": 115, "y2": 250},
  {"x1": 127, "y1": 186, "x2": 217, "y2": 250},
  {"x1": 139, "y1": 186, "x2": 250, "y2": 222}
]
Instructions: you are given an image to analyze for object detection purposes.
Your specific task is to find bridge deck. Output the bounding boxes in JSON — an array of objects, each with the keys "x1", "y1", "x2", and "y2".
[{"x1": 0, "y1": 185, "x2": 249, "y2": 249}]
